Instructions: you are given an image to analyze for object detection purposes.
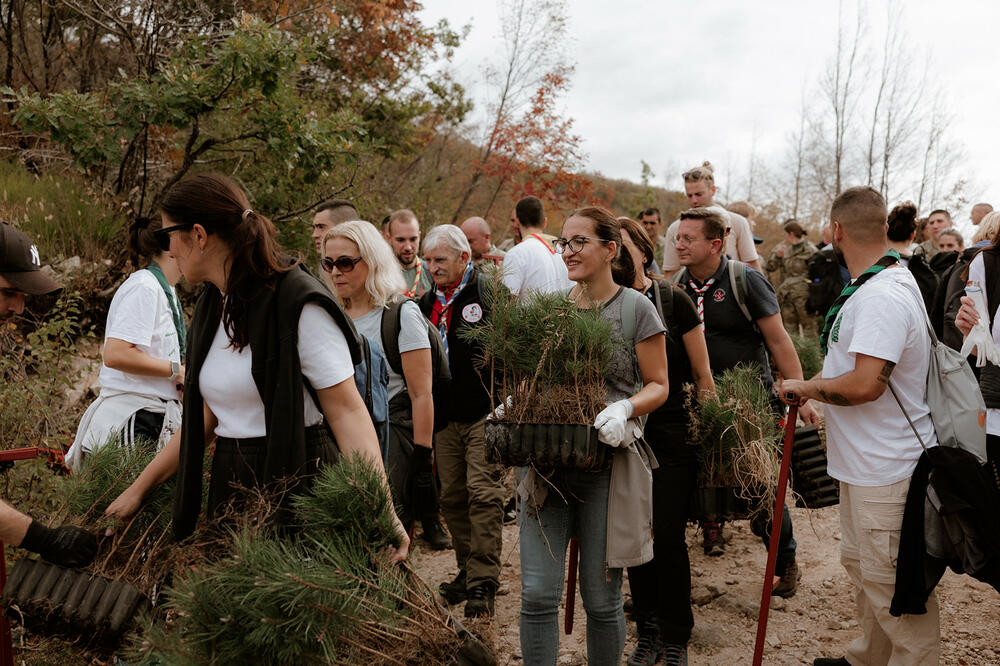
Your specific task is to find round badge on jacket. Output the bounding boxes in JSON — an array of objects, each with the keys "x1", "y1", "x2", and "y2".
[
  {"x1": 713, "y1": 288, "x2": 726, "y2": 302},
  {"x1": 462, "y1": 303, "x2": 483, "y2": 323}
]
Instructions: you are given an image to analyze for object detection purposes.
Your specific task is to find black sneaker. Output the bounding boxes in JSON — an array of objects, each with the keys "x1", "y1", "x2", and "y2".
[
  {"x1": 702, "y1": 521, "x2": 726, "y2": 556},
  {"x1": 772, "y1": 559, "x2": 801, "y2": 598},
  {"x1": 420, "y1": 516, "x2": 452, "y2": 551},
  {"x1": 662, "y1": 642, "x2": 688, "y2": 666},
  {"x1": 812, "y1": 659, "x2": 849, "y2": 666},
  {"x1": 503, "y1": 496, "x2": 518, "y2": 525},
  {"x1": 627, "y1": 627, "x2": 663, "y2": 666},
  {"x1": 464, "y1": 582, "x2": 496, "y2": 618},
  {"x1": 439, "y1": 570, "x2": 467, "y2": 605}
]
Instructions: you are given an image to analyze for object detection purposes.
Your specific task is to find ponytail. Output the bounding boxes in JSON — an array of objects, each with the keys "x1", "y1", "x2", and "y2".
[
  {"x1": 128, "y1": 215, "x2": 162, "y2": 265},
  {"x1": 160, "y1": 173, "x2": 294, "y2": 350}
]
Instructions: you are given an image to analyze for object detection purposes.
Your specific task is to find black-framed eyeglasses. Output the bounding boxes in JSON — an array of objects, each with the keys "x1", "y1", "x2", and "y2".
[
  {"x1": 321, "y1": 255, "x2": 363, "y2": 273},
  {"x1": 153, "y1": 223, "x2": 194, "y2": 253},
  {"x1": 553, "y1": 236, "x2": 610, "y2": 254}
]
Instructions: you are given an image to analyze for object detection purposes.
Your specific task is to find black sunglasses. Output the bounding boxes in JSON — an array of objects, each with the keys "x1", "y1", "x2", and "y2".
[
  {"x1": 153, "y1": 223, "x2": 194, "y2": 253},
  {"x1": 321, "y1": 255, "x2": 363, "y2": 273}
]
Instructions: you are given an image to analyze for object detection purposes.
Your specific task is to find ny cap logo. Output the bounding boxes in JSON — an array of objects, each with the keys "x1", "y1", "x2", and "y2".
[{"x1": 30, "y1": 245, "x2": 40, "y2": 267}]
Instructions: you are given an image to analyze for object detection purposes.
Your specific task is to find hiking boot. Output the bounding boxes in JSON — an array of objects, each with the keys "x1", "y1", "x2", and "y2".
[
  {"x1": 702, "y1": 521, "x2": 726, "y2": 556},
  {"x1": 772, "y1": 559, "x2": 802, "y2": 598},
  {"x1": 464, "y1": 582, "x2": 496, "y2": 618},
  {"x1": 626, "y1": 627, "x2": 663, "y2": 666},
  {"x1": 812, "y1": 658, "x2": 849, "y2": 666},
  {"x1": 439, "y1": 570, "x2": 467, "y2": 605},
  {"x1": 661, "y1": 643, "x2": 689, "y2": 666},
  {"x1": 420, "y1": 516, "x2": 452, "y2": 551}
]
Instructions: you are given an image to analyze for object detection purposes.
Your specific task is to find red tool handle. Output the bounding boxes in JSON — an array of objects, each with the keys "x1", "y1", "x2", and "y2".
[
  {"x1": 564, "y1": 537, "x2": 579, "y2": 634},
  {"x1": 753, "y1": 404, "x2": 798, "y2": 666}
]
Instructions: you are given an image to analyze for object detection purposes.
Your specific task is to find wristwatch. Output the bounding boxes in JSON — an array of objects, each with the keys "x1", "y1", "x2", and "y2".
[{"x1": 169, "y1": 360, "x2": 181, "y2": 380}]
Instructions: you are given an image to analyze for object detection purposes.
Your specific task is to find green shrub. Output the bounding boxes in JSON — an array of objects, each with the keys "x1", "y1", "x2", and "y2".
[
  {"x1": 0, "y1": 160, "x2": 123, "y2": 262},
  {"x1": 791, "y1": 332, "x2": 824, "y2": 379}
]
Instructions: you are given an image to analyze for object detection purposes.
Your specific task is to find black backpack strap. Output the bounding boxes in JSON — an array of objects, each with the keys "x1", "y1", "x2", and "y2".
[
  {"x1": 983, "y1": 250, "x2": 1000, "y2": 325},
  {"x1": 380, "y1": 299, "x2": 407, "y2": 376}
]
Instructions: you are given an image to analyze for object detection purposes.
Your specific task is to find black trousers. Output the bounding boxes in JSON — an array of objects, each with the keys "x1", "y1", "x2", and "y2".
[{"x1": 626, "y1": 458, "x2": 698, "y2": 644}]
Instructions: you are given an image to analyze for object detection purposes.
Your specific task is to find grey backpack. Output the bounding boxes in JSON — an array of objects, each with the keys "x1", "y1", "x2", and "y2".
[{"x1": 891, "y1": 284, "x2": 988, "y2": 463}]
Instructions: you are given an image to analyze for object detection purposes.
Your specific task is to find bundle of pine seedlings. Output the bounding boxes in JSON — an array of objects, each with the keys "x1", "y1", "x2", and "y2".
[
  {"x1": 463, "y1": 284, "x2": 619, "y2": 425},
  {"x1": 125, "y1": 454, "x2": 468, "y2": 665},
  {"x1": 687, "y1": 364, "x2": 784, "y2": 520}
]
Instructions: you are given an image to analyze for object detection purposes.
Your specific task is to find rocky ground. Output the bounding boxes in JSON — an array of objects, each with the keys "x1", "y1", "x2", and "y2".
[{"x1": 411, "y1": 504, "x2": 1000, "y2": 665}]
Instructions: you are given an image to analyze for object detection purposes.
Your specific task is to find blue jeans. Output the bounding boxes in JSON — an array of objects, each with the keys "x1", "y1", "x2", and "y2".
[{"x1": 519, "y1": 466, "x2": 625, "y2": 666}]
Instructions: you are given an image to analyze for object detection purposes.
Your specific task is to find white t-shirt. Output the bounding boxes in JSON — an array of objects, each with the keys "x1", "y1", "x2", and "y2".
[
  {"x1": 199, "y1": 303, "x2": 355, "y2": 439},
  {"x1": 822, "y1": 268, "x2": 937, "y2": 486},
  {"x1": 967, "y1": 254, "x2": 1000, "y2": 435},
  {"x1": 99, "y1": 269, "x2": 182, "y2": 401},
  {"x1": 351, "y1": 301, "x2": 431, "y2": 400},
  {"x1": 501, "y1": 234, "x2": 573, "y2": 296},
  {"x1": 661, "y1": 206, "x2": 759, "y2": 272}
]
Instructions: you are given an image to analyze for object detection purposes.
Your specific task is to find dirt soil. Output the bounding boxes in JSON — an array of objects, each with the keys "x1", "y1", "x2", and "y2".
[{"x1": 411, "y1": 504, "x2": 1000, "y2": 665}]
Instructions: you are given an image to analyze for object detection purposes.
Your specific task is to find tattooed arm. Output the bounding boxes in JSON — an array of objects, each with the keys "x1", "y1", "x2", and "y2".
[{"x1": 779, "y1": 354, "x2": 896, "y2": 407}]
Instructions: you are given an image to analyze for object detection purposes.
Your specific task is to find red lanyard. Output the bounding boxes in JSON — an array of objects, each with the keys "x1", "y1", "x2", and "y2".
[
  {"x1": 529, "y1": 233, "x2": 556, "y2": 255},
  {"x1": 405, "y1": 261, "x2": 423, "y2": 298}
]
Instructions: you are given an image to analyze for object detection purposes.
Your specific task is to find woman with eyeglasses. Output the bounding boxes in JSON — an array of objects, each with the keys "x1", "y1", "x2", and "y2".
[
  {"x1": 104, "y1": 174, "x2": 408, "y2": 562},
  {"x1": 519, "y1": 206, "x2": 669, "y2": 666},
  {"x1": 66, "y1": 216, "x2": 186, "y2": 471},
  {"x1": 618, "y1": 216, "x2": 715, "y2": 666},
  {"x1": 321, "y1": 221, "x2": 450, "y2": 551}
]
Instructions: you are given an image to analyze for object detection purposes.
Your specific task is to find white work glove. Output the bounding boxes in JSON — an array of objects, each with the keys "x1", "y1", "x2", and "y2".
[
  {"x1": 960, "y1": 286, "x2": 1000, "y2": 367},
  {"x1": 593, "y1": 399, "x2": 635, "y2": 447},
  {"x1": 488, "y1": 396, "x2": 513, "y2": 421}
]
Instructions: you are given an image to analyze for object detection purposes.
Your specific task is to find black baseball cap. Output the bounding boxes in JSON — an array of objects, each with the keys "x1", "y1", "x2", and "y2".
[{"x1": 0, "y1": 223, "x2": 61, "y2": 295}]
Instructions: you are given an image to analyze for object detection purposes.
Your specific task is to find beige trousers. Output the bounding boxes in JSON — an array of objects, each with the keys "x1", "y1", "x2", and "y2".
[{"x1": 840, "y1": 479, "x2": 940, "y2": 666}]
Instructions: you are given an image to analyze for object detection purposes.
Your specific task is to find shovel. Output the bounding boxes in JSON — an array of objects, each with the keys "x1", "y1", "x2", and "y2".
[{"x1": 752, "y1": 403, "x2": 798, "y2": 666}]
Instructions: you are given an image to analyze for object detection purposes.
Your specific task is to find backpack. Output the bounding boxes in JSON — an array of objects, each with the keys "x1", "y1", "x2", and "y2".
[
  {"x1": 806, "y1": 247, "x2": 845, "y2": 318},
  {"x1": 891, "y1": 282, "x2": 988, "y2": 464},
  {"x1": 380, "y1": 299, "x2": 452, "y2": 433},
  {"x1": 670, "y1": 260, "x2": 752, "y2": 323},
  {"x1": 353, "y1": 335, "x2": 390, "y2": 460}
]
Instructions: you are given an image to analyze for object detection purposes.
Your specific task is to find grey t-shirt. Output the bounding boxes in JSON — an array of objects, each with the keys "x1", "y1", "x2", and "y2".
[
  {"x1": 596, "y1": 287, "x2": 666, "y2": 404},
  {"x1": 352, "y1": 300, "x2": 431, "y2": 399}
]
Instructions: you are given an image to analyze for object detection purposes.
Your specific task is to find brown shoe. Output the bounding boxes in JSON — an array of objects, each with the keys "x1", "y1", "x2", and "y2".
[{"x1": 772, "y1": 559, "x2": 801, "y2": 598}]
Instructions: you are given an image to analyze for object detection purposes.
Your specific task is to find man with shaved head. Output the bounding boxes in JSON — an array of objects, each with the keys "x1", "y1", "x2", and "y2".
[
  {"x1": 780, "y1": 186, "x2": 940, "y2": 665},
  {"x1": 971, "y1": 203, "x2": 993, "y2": 226},
  {"x1": 311, "y1": 199, "x2": 359, "y2": 255},
  {"x1": 460, "y1": 217, "x2": 505, "y2": 268}
]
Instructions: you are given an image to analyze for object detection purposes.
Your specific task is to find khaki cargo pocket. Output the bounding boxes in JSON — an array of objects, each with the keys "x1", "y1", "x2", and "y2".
[{"x1": 859, "y1": 499, "x2": 905, "y2": 581}]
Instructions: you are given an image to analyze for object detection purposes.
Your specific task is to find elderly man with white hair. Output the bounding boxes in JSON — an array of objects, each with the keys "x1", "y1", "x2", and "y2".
[
  {"x1": 460, "y1": 216, "x2": 506, "y2": 268},
  {"x1": 418, "y1": 224, "x2": 505, "y2": 618}
]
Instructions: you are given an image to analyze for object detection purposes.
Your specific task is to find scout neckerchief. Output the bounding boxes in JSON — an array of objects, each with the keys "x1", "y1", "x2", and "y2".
[
  {"x1": 528, "y1": 233, "x2": 556, "y2": 254},
  {"x1": 434, "y1": 262, "x2": 474, "y2": 355},
  {"x1": 687, "y1": 275, "x2": 716, "y2": 330},
  {"x1": 820, "y1": 249, "x2": 900, "y2": 354},
  {"x1": 405, "y1": 260, "x2": 424, "y2": 298},
  {"x1": 146, "y1": 262, "x2": 187, "y2": 358}
]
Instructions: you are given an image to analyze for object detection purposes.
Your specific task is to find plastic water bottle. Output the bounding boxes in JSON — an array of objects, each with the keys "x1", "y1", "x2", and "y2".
[{"x1": 966, "y1": 280, "x2": 989, "y2": 325}]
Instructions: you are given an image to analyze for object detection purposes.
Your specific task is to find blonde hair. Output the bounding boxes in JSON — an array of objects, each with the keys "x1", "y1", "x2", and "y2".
[
  {"x1": 322, "y1": 221, "x2": 407, "y2": 308},
  {"x1": 682, "y1": 161, "x2": 715, "y2": 184},
  {"x1": 727, "y1": 201, "x2": 756, "y2": 219},
  {"x1": 974, "y1": 211, "x2": 1000, "y2": 246}
]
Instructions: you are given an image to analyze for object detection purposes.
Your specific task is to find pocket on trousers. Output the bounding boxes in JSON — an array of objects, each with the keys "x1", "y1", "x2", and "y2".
[{"x1": 859, "y1": 499, "x2": 905, "y2": 574}]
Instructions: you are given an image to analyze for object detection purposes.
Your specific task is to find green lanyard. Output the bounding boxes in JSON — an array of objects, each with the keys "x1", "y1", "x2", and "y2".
[
  {"x1": 146, "y1": 262, "x2": 187, "y2": 358},
  {"x1": 820, "y1": 249, "x2": 899, "y2": 354}
]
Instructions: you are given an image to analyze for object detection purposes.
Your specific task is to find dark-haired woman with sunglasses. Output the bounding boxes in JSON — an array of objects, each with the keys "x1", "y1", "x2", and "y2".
[
  {"x1": 105, "y1": 174, "x2": 409, "y2": 563},
  {"x1": 321, "y1": 221, "x2": 450, "y2": 550},
  {"x1": 67, "y1": 216, "x2": 185, "y2": 470}
]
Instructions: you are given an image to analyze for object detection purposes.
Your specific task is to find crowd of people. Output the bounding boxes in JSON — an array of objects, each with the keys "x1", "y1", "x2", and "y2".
[{"x1": 1, "y1": 162, "x2": 997, "y2": 666}]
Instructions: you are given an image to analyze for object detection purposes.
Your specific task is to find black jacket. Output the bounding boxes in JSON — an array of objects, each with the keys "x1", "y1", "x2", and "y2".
[
  {"x1": 891, "y1": 445, "x2": 1000, "y2": 616},
  {"x1": 173, "y1": 263, "x2": 361, "y2": 539},
  {"x1": 419, "y1": 267, "x2": 494, "y2": 424}
]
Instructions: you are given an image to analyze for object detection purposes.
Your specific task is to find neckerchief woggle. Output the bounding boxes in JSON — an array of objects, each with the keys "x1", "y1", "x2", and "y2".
[
  {"x1": 146, "y1": 262, "x2": 187, "y2": 358},
  {"x1": 434, "y1": 262, "x2": 474, "y2": 356},
  {"x1": 820, "y1": 249, "x2": 899, "y2": 354}
]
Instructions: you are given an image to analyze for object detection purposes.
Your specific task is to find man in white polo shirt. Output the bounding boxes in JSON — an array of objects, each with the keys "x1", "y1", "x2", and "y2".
[
  {"x1": 502, "y1": 196, "x2": 572, "y2": 297},
  {"x1": 661, "y1": 162, "x2": 760, "y2": 279}
]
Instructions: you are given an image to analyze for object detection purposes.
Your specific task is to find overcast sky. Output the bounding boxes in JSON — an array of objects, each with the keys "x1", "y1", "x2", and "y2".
[{"x1": 419, "y1": 0, "x2": 1000, "y2": 236}]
